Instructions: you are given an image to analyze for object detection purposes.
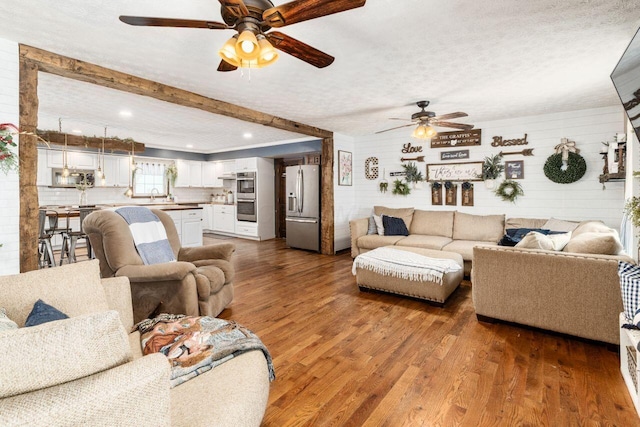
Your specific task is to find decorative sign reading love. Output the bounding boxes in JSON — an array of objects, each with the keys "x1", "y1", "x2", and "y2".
[
  {"x1": 430, "y1": 129, "x2": 482, "y2": 148},
  {"x1": 401, "y1": 143, "x2": 423, "y2": 153},
  {"x1": 491, "y1": 134, "x2": 529, "y2": 147}
]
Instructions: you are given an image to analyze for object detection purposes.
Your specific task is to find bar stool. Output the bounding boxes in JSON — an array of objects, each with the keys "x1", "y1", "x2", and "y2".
[
  {"x1": 38, "y1": 209, "x2": 57, "y2": 268},
  {"x1": 59, "y1": 207, "x2": 95, "y2": 264}
]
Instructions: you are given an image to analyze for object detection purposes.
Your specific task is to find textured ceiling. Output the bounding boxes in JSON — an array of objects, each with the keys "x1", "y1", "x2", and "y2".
[{"x1": 1, "y1": 0, "x2": 640, "y2": 153}]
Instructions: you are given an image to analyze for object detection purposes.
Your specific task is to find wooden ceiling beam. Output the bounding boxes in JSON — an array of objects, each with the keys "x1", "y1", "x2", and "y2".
[
  {"x1": 20, "y1": 45, "x2": 333, "y2": 139},
  {"x1": 37, "y1": 130, "x2": 145, "y2": 153}
]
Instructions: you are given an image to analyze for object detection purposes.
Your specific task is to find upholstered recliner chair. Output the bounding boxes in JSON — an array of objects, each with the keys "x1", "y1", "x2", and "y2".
[{"x1": 84, "y1": 208, "x2": 234, "y2": 323}]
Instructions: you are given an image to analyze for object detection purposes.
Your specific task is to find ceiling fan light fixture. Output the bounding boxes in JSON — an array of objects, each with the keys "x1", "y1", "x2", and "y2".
[
  {"x1": 257, "y1": 35, "x2": 279, "y2": 67},
  {"x1": 412, "y1": 124, "x2": 436, "y2": 140},
  {"x1": 236, "y1": 30, "x2": 259, "y2": 60},
  {"x1": 218, "y1": 35, "x2": 240, "y2": 67}
]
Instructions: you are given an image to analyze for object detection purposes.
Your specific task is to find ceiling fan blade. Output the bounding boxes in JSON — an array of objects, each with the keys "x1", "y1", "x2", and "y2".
[
  {"x1": 263, "y1": 0, "x2": 366, "y2": 28},
  {"x1": 388, "y1": 118, "x2": 413, "y2": 122},
  {"x1": 119, "y1": 16, "x2": 228, "y2": 29},
  {"x1": 217, "y1": 60, "x2": 238, "y2": 72},
  {"x1": 432, "y1": 121, "x2": 474, "y2": 130},
  {"x1": 375, "y1": 123, "x2": 416, "y2": 134},
  {"x1": 266, "y1": 32, "x2": 334, "y2": 68},
  {"x1": 431, "y1": 112, "x2": 468, "y2": 121},
  {"x1": 218, "y1": 0, "x2": 250, "y2": 19}
]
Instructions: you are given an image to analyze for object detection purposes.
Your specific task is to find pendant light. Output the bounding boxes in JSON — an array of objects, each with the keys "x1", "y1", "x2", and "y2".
[
  {"x1": 124, "y1": 138, "x2": 135, "y2": 198},
  {"x1": 95, "y1": 128, "x2": 104, "y2": 180},
  {"x1": 59, "y1": 118, "x2": 69, "y2": 179}
]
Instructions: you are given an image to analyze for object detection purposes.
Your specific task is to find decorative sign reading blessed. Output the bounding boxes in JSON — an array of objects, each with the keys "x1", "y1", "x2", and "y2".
[
  {"x1": 426, "y1": 161, "x2": 483, "y2": 182},
  {"x1": 430, "y1": 129, "x2": 481, "y2": 148},
  {"x1": 491, "y1": 133, "x2": 529, "y2": 147}
]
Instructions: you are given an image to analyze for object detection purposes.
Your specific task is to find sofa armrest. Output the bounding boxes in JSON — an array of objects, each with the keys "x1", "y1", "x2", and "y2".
[
  {"x1": 0, "y1": 353, "x2": 171, "y2": 427},
  {"x1": 349, "y1": 217, "x2": 370, "y2": 258},
  {"x1": 472, "y1": 245, "x2": 629, "y2": 344},
  {"x1": 116, "y1": 262, "x2": 196, "y2": 282},
  {"x1": 102, "y1": 276, "x2": 134, "y2": 331},
  {"x1": 178, "y1": 242, "x2": 235, "y2": 263}
]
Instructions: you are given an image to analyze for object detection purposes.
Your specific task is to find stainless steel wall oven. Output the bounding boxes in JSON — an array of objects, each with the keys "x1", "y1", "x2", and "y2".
[
  {"x1": 236, "y1": 172, "x2": 256, "y2": 200},
  {"x1": 236, "y1": 199, "x2": 257, "y2": 222}
]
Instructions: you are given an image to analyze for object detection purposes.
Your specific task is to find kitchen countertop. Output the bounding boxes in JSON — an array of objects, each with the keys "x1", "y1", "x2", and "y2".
[{"x1": 40, "y1": 203, "x2": 205, "y2": 214}]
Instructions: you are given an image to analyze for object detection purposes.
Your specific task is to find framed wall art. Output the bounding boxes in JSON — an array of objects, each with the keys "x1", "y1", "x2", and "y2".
[
  {"x1": 426, "y1": 161, "x2": 483, "y2": 182},
  {"x1": 338, "y1": 150, "x2": 353, "y2": 186},
  {"x1": 505, "y1": 160, "x2": 524, "y2": 179}
]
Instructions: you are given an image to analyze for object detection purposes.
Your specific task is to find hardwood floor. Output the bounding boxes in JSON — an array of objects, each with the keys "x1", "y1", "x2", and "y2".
[{"x1": 209, "y1": 236, "x2": 640, "y2": 426}]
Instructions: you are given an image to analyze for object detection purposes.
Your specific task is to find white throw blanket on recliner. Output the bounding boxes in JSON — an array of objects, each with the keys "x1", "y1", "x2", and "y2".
[
  {"x1": 113, "y1": 206, "x2": 176, "y2": 265},
  {"x1": 352, "y1": 246, "x2": 461, "y2": 285}
]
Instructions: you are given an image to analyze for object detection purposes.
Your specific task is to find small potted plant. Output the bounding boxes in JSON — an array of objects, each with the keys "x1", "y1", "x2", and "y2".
[
  {"x1": 480, "y1": 153, "x2": 504, "y2": 189},
  {"x1": 165, "y1": 163, "x2": 178, "y2": 201}
]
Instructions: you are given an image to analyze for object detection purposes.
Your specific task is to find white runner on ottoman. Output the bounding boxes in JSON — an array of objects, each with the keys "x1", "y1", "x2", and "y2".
[{"x1": 352, "y1": 246, "x2": 462, "y2": 285}]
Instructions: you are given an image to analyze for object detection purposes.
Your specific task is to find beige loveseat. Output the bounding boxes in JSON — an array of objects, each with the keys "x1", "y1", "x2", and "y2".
[
  {"x1": 350, "y1": 206, "x2": 507, "y2": 275},
  {"x1": 0, "y1": 260, "x2": 270, "y2": 426}
]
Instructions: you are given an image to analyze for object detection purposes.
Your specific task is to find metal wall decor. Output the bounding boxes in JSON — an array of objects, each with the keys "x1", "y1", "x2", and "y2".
[
  {"x1": 430, "y1": 129, "x2": 482, "y2": 148},
  {"x1": 401, "y1": 156, "x2": 425, "y2": 162},
  {"x1": 441, "y1": 150, "x2": 469, "y2": 161},
  {"x1": 499, "y1": 148, "x2": 534, "y2": 156},
  {"x1": 427, "y1": 161, "x2": 483, "y2": 182},
  {"x1": 505, "y1": 160, "x2": 524, "y2": 179},
  {"x1": 401, "y1": 142, "x2": 424, "y2": 154},
  {"x1": 365, "y1": 157, "x2": 379, "y2": 180},
  {"x1": 491, "y1": 134, "x2": 529, "y2": 147}
]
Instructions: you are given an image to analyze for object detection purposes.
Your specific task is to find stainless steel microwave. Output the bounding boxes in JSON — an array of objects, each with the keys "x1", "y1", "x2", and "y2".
[{"x1": 51, "y1": 168, "x2": 95, "y2": 188}]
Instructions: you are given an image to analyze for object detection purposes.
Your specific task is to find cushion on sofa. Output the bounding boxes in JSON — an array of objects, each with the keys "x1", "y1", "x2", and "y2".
[
  {"x1": 499, "y1": 228, "x2": 550, "y2": 246},
  {"x1": 0, "y1": 310, "x2": 131, "y2": 399},
  {"x1": 357, "y1": 235, "x2": 407, "y2": 250},
  {"x1": 619, "y1": 260, "x2": 640, "y2": 325},
  {"x1": 0, "y1": 260, "x2": 108, "y2": 327},
  {"x1": 395, "y1": 234, "x2": 453, "y2": 251},
  {"x1": 505, "y1": 217, "x2": 548, "y2": 229},
  {"x1": 24, "y1": 299, "x2": 69, "y2": 327},
  {"x1": 382, "y1": 215, "x2": 409, "y2": 236},
  {"x1": 563, "y1": 232, "x2": 623, "y2": 255},
  {"x1": 409, "y1": 210, "x2": 455, "y2": 238},
  {"x1": 442, "y1": 240, "x2": 498, "y2": 261},
  {"x1": 373, "y1": 206, "x2": 415, "y2": 230},
  {"x1": 367, "y1": 216, "x2": 378, "y2": 235},
  {"x1": 452, "y1": 212, "x2": 505, "y2": 242},
  {"x1": 542, "y1": 217, "x2": 580, "y2": 232},
  {"x1": 515, "y1": 231, "x2": 572, "y2": 251},
  {"x1": 570, "y1": 220, "x2": 610, "y2": 238}
]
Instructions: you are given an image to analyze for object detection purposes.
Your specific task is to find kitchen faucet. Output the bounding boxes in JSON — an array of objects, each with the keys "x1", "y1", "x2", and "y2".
[{"x1": 150, "y1": 188, "x2": 159, "y2": 202}]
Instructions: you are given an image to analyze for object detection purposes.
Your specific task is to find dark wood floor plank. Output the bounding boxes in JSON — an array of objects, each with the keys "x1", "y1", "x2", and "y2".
[{"x1": 201, "y1": 237, "x2": 640, "y2": 426}]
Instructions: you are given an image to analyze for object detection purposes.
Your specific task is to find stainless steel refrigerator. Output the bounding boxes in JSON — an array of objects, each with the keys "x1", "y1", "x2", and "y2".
[{"x1": 286, "y1": 165, "x2": 320, "y2": 252}]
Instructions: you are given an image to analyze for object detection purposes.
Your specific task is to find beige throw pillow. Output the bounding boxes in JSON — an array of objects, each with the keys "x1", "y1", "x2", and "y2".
[
  {"x1": 373, "y1": 206, "x2": 415, "y2": 230},
  {"x1": 563, "y1": 232, "x2": 623, "y2": 255},
  {"x1": 542, "y1": 217, "x2": 580, "y2": 232},
  {"x1": 515, "y1": 231, "x2": 572, "y2": 251}
]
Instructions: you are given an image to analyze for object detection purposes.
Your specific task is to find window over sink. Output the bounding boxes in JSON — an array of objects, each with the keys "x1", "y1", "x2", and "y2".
[{"x1": 133, "y1": 161, "x2": 169, "y2": 198}]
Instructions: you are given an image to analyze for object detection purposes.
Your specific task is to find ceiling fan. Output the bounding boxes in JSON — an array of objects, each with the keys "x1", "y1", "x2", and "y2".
[
  {"x1": 119, "y1": 0, "x2": 366, "y2": 71},
  {"x1": 376, "y1": 101, "x2": 474, "y2": 139}
]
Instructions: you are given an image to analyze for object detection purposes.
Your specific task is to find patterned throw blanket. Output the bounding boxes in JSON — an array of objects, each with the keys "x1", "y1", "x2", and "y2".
[
  {"x1": 352, "y1": 246, "x2": 462, "y2": 285},
  {"x1": 114, "y1": 206, "x2": 176, "y2": 265},
  {"x1": 134, "y1": 314, "x2": 275, "y2": 387}
]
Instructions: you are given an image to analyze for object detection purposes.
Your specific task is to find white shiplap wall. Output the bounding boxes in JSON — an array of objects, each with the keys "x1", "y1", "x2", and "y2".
[
  {"x1": 0, "y1": 38, "x2": 19, "y2": 274},
  {"x1": 334, "y1": 133, "x2": 356, "y2": 252},
  {"x1": 352, "y1": 106, "x2": 627, "y2": 229}
]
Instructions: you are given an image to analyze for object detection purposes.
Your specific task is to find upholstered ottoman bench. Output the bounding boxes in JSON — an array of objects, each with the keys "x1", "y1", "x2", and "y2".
[{"x1": 352, "y1": 246, "x2": 464, "y2": 306}]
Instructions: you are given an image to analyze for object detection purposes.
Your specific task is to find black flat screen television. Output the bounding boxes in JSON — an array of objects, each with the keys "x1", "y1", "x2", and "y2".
[{"x1": 611, "y1": 26, "x2": 640, "y2": 142}]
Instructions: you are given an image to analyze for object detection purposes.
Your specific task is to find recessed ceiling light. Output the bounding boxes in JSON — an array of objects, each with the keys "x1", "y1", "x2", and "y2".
[
  {"x1": 186, "y1": 144, "x2": 194, "y2": 148},
  {"x1": 119, "y1": 110, "x2": 132, "y2": 117},
  {"x1": 71, "y1": 129, "x2": 82, "y2": 134},
  {"x1": 243, "y1": 132, "x2": 252, "y2": 139}
]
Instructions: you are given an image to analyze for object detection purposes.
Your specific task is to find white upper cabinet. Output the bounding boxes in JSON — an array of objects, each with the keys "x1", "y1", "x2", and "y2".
[
  {"x1": 202, "y1": 162, "x2": 217, "y2": 187},
  {"x1": 100, "y1": 155, "x2": 132, "y2": 187},
  {"x1": 235, "y1": 157, "x2": 257, "y2": 172},
  {"x1": 37, "y1": 148, "x2": 52, "y2": 186},
  {"x1": 175, "y1": 159, "x2": 204, "y2": 188},
  {"x1": 47, "y1": 150, "x2": 96, "y2": 169}
]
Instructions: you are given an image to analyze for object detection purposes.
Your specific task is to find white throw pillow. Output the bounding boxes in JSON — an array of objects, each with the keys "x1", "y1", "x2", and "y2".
[
  {"x1": 373, "y1": 214, "x2": 384, "y2": 236},
  {"x1": 548, "y1": 232, "x2": 572, "y2": 251},
  {"x1": 0, "y1": 308, "x2": 18, "y2": 332},
  {"x1": 516, "y1": 232, "x2": 554, "y2": 250}
]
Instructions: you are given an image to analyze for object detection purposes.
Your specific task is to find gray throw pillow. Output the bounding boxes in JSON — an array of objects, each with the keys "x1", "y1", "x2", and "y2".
[
  {"x1": 0, "y1": 308, "x2": 18, "y2": 332},
  {"x1": 367, "y1": 216, "x2": 378, "y2": 235}
]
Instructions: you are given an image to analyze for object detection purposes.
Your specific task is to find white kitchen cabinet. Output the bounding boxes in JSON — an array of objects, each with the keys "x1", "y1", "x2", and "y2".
[
  {"x1": 213, "y1": 205, "x2": 235, "y2": 233},
  {"x1": 200, "y1": 204, "x2": 215, "y2": 232},
  {"x1": 47, "y1": 150, "x2": 96, "y2": 169},
  {"x1": 202, "y1": 162, "x2": 217, "y2": 187},
  {"x1": 235, "y1": 157, "x2": 257, "y2": 172},
  {"x1": 37, "y1": 148, "x2": 52, "y2": 186},
  {"x1": 175, "y1": 159, "x2": 203, "y2": 188},
  {"x1": 181, "y1": 209, "x2": 203, "y2": 247},
  {"x1": 101, "y1": 155, "x2": 131, "y2": 187},
  {"x1": 222, "y1": 160, "x2": 236, "y2": 175},
  {"x1": 164, "y1": 210, "x2": 183, "y2": 239},
  {"x1": 235, "y1": 221, "x2": 258, "y2": 237}
]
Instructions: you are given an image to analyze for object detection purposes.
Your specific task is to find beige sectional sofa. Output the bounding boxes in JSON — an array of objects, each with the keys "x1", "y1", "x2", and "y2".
[{"x1": 350, "y1": 206, "x2": 507, "y2": 275}]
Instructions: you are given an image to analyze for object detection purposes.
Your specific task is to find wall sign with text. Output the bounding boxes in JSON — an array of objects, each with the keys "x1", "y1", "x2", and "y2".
[
  {"x1": 505, "y1": 160, "x2": 524, "y2": 179},
  {"x1": 491, "y1": 134, "x2": 529, "y2": 147},
  {"x1": 426, "y1": 161, "x2": 483, "y2": 182},
  {"x1": 430, "y1": 129, "x2": 482, "y2": 148},
  {"x1": 440, "y1": 149, "x2": 470, "y2": 161}
]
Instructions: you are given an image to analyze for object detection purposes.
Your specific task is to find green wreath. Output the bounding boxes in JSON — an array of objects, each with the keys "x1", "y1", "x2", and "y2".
[
  {"x1": 543, "y1": 152, "x2": 587, "y2": 184},
  {"x1": 495, "y1": 180, "x2": 524, "y2": 203},
  {"x1": 392, "y1": 179, "x2": 411, "y2": 196}
]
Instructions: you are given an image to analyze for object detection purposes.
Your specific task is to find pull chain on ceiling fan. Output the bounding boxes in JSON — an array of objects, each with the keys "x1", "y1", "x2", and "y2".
[
  {"x1": 376, "y1": 100, "x2": 474, "y2": 140},
  {"x1": 119, "y1": 0, "x2": 367, "y2": 71}
]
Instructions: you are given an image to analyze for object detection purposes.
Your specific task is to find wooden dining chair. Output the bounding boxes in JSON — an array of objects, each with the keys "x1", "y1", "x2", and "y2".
[
  {"x1": 59, "y1": 207, "x2": 95, "y2": 264},
  {"x1": 38, "y1": 209, "x2": 57, "y2": 268}
]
